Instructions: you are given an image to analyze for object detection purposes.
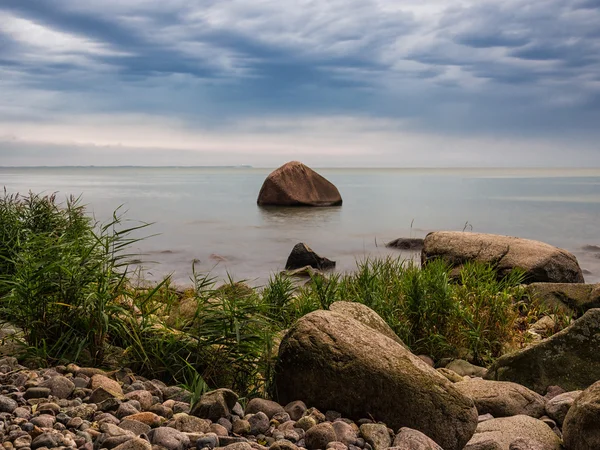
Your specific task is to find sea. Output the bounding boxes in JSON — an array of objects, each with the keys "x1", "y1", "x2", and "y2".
[{"x1": 2, "y1": 166, "x2": 600, "y2": 286}]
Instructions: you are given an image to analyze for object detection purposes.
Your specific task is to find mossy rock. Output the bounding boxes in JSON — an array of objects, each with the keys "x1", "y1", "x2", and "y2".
[
  {"x1": 275, "y1": 310, "x2": 478, "y2": 450},
  {"x1": 486, "y1": 308, "x2": 600, "y2": 393}
]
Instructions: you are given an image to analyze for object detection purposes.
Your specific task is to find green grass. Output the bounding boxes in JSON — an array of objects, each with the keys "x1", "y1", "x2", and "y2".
[{"x1": 0, "y1": 190, "x2": 567, "y2": 398}]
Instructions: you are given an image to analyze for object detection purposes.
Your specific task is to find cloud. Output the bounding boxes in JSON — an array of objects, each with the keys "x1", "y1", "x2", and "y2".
[{"x1": 0, "y1": 0, "x2": 599, "y2": 166}]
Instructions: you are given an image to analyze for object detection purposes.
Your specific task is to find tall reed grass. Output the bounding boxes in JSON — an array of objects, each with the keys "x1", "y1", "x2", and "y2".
[{"x1": 0, "y1": 191, "x2": 564, "y2": 398}]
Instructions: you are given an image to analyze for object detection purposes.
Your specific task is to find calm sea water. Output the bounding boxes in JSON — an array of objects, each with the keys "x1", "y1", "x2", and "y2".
[{"x1": 2, "y1": 167, "x2": 600, "y2": 285}]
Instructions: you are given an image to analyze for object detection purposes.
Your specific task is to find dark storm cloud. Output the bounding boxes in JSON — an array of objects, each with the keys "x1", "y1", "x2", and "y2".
[{"x1": 0, "y1": 0, "x2": 599, "y2": 165}]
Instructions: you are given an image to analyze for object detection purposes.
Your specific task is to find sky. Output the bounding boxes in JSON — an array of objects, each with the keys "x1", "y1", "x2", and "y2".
[{"x1": 0, "y1": 0, "x2": 599, "y2": 167}]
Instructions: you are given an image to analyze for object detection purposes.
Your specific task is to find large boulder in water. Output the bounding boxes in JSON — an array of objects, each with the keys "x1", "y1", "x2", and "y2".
[
  {"x1": 257, "y1": 161, "x2": 342, "y2": 207},
  {"x1": 562, "y1": 380, "x2": 600, "y2": 450},
  {"x1": 486, "y1": 308, "x2": 600, "y2": 394},
  {"x1": 274, "y1": 310, "x2": 478, "y2": 450},
  {"x1": 421, "y1": 231, "x2": 584, "y2": 284}
]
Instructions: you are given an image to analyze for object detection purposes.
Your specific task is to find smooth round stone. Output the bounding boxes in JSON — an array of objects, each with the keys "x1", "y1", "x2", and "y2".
[
  {"x1": 0, "y1": 396, "x2": 18, "y2": 413},
  {"x1": 23, "y1": 387, "x2": 51, "y2": 400},
  {"x1": 196, "y1": 433, "x2": 219, "y2": 449},
  {"x1": 30, "y1": 414, "x2": 55, "y2": 429},
  {"x1": 20, "y1": 423, "x2": 34, "y2": 432}
]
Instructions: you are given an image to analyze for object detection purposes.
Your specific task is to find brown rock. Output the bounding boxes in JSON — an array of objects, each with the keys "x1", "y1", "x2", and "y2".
[
  {"x1": 465, "y1": 415, "x2": 561, "y2": 450},
  {"x1": 392, "y1": 427, "x2": 443, "y2": 450},
  {"x1": 305, "y1": 422, "x2": 337, "y2": 450},
  {"x1": 245, "y1": 398, "x2": 285, "y2": 419},
  {"x1": 562, "y1": 380, "x2": 600, "y2": 450},
  {"x1": 454, "y1": 379, "x2": 546, "y2": 418},
  {"x1": 257, "y1": 161, "x2": 342, "y2": 207},
  {"x1": 545, "y1": 390, "x2": 581, "y2": 426},
  {"x1": 421, "y1": 231, "x2": 584, "y2": 284},
  {"x1": 274, "y1": 310, "x2": 478, "y2": 450},
  {"x1": 90, "y1": 374, "x2": 123, "y2": 397},
  {"x1": 123, "y1": 412, "x2": 164, "y2": 427}
]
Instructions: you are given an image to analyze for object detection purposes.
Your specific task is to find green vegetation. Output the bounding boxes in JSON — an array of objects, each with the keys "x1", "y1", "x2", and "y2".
[{"x1": 0, "y1": 191, "x2": 566, "y2": 398}]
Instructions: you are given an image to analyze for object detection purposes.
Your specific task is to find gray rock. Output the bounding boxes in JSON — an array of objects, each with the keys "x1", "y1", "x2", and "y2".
[
  {"x1": 39, "y1": 375, "x2": 75, "y2": 399},
  {"x1": 305, "y1": 422, "x2": 337, "y2": 450},
  {"x1": 545, "y1": 390, "x2": 581, "y2": 426},
  {"x1": 245, "y1": 398, "x2": 285, "y2": 419},
  {"x1": 116, "y1": 401, "x2": 141, "y2": 419},
  {"x1": 436, "y1": 368, "x2": 464, "y2": 383},
  {"x1": 464, "y1": 415, "x2": 561, "y2": 450},
  {"x1": 148, "y1": 427, "x2": 190, "y2": 450},
  {"x1": 359, "y1": 424, "x2": 391, "y2": 450},
  {"x1": 248, "y1": 412, "x2": 270, "y2": 435},
  {"x1": 0, "y1": 395, "x2": 18, "y2": 413},
  {"x1": 454, "y1": 379, "x2": 546, "y2": 418},
  {"x1": 190, "y1": 388, "x2": 238, "y2": 421},
  {"x1": 391, "y1": 427, "x2": 443, "y2": 450},
  {"x1": 196, "y1": 432, "x2": 219, "y2": 449},
  {"x1": 421, "y1": 231, "x2": 584, "y2": 284},
  {"x1": 486, "y1": 308, "x2": 600, "y2": 393},
  {"x1": 562, "y1": 380, "x2": 600, "y2": 450},
  {"x1": 275, "y1": 310, "x2": 477, "y2": 450}
]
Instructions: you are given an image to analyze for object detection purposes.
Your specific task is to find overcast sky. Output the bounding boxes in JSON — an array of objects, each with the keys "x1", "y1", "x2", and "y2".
[{"x1": 1, "y1": 0, "x2": 599, "y2": 167}]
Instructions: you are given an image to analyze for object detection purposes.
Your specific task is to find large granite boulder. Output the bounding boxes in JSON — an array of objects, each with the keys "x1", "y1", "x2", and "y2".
[
  {"x1": 274, "y1": 310, "x2": 478, "y2": 450},
  {"x1": 257, "y1": 161, "x2": 342, "y2": 207},
  {"x1": 421, "y1": 232, "x2": 584, "y2": 284},
  {"x1": 486, "y1": 308, "x2": 600, "y2": 393},
  {"x1": 285, "y1": 243, "x2": 335, "y2": 271},
  {"x1": 562, "y1": 380, "x2": 600, "y2": 450},
  {"x1": 526, "y1": 283, "x2": 600, "y2": 317},
  {"x1": 328, "y1": 301, "x2": 406, "y2": 348},
  {"x1": 464, "y1": 415, "x2": 561, "y2": 450},
  {"x1": 453, "y1": 378, "x2": 546, "y2": 418}
]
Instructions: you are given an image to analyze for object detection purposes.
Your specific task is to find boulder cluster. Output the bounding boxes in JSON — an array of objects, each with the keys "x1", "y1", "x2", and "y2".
[{"x1": 2, "y1": 298, "x2": 600, "y2": 450}]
